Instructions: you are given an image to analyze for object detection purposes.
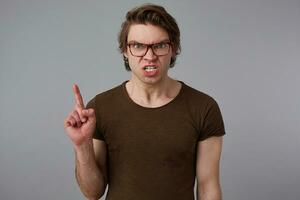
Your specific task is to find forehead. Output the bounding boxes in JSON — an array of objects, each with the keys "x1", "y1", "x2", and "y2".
[{"x1": 127, "y1": 24, "x2": 169, "y2": 43}]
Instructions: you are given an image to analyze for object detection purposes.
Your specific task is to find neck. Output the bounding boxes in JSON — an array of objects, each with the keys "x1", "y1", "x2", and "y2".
[{"x1": 126, "y1": 76, "x2": 181, "y2": 107}]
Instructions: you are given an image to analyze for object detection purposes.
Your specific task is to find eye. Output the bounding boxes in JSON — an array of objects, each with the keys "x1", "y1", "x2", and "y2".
[
  {"x1": 153, "y1": 43, "x2": 168, "y2": 49},
  {"x1": 131, "y1": 43, "x2": 146, "y2": 49}
]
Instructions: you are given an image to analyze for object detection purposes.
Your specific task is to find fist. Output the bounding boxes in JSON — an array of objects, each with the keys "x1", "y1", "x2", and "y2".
[{"x1": 64, "y1": 84, "x2": 96, "y2": 146}]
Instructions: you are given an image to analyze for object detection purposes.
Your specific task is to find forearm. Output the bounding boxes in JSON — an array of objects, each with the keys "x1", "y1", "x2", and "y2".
[
  {"x1": 75, "y1": 141, "x2": 106, "y2": 199},
  {"x1": 197, "y1": 181, "x2": 222, "y2": 200}
]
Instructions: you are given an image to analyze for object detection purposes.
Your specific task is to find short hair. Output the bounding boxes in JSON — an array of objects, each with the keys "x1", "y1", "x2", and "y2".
[{"x1": 118, "y1": 4, "x2": 181, "y2": 71}]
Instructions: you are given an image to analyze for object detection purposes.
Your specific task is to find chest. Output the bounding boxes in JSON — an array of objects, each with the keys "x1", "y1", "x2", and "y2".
[{"x1": 101, "y1": 108, "x2": 199, "y2": 165}]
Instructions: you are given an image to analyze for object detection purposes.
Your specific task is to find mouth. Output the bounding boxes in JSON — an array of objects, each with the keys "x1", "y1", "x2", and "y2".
[
  {"x1": 142, "y1": 65, "x2": 159, "y2": 77},
  {"x1": 143, "y1": 65, "x2": 158, "y2": 72}
]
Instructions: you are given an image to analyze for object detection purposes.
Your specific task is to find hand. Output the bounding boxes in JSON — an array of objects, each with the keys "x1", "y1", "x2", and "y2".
[{"x1": 64, "y1": 84, "x2": 96, "y2": 147}]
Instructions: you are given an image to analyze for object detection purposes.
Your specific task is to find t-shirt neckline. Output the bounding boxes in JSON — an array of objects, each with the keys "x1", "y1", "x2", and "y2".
[{"x1": 121, "y1": 80, "x2": 185, "y2": 110}]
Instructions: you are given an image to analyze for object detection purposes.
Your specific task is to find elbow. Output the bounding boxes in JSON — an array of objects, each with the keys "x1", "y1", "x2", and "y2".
[
  {"x1": 80, "y1": 178, "x2": 107, "y2": 200},
  {"x1": 83, "y1": 187, "x2": 106, "y2": 200},
  {"x1": 197, "y1": 180, "x2": 222, "y2": 200},
  {"x1": 75, "y1": 168, "x2": 107, "y2": 199},
  {"x1": 85, "y1": 195, "x2": 102, "y2": 200},
  {"x1": 84, "y1": 194, "x2": 103, "y2": 200}
]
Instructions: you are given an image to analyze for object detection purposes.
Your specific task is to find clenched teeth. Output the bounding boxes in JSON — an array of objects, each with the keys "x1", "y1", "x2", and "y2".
[{"x1": 144, "y1": 66, "x2": 157, "y2": 71}]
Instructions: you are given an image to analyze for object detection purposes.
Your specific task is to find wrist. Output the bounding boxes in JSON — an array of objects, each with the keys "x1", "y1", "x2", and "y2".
[
  {"x1": 74, "y1": 140, "x2": 95, "y2": 164},
  {"x1": 74, "y1": 139, "x2": 93, "y2": 151}
]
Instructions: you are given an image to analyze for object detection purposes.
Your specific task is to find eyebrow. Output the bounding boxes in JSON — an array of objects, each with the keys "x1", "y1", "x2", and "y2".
[{"x1": 127, "y1": 39, "x2": 170, "y2": 44}]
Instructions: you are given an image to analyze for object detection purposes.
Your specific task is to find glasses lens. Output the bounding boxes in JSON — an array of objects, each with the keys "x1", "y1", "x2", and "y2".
[
  {"x1": 153, "y1": 43, "x2": 170, "y2": 56},
  {"x1": 129, "y1": 43, "x2": 146, "y2": 56}
]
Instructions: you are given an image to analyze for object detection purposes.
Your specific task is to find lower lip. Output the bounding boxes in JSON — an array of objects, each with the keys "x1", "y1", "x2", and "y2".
[{"x1": 143, "y1": 68, "x2": 159, "y2": 77}]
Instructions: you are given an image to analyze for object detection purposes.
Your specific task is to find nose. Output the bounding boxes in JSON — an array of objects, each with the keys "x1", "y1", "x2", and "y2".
[{"x1": 143, "y1": 47, "x2": 157, "y2": 60}]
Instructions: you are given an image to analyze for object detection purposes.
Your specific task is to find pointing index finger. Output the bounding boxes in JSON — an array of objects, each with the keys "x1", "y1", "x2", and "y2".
[{"x1": 73, "y1": 84, "x2": 85, "y2": 108}]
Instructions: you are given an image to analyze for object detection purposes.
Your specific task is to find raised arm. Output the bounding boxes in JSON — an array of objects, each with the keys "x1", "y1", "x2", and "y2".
[
  {"x1": 64, "y1": 84, "x2": 107, "y2": 199},
  {"x1": 196, "y1": 136, "x2": 223, "y2": 200}
]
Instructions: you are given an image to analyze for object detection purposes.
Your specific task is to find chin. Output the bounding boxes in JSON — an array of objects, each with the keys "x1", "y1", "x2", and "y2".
[
  {"x1": 143, "y1": 76, "x2": 165, "y2": 85},
  {"x1": 132, "y1": 70, "x2": 167, "y2": 85}
]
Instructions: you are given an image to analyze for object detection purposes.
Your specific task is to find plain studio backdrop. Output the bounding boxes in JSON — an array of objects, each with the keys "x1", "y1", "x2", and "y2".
[{"x1": 1, "y1": 0, "x2": 299, "y2": 199}]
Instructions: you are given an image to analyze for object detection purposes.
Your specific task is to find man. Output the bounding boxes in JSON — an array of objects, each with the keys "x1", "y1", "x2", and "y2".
[{"x1": 64, "y1": 4, "x2": 225, "y2": 200}]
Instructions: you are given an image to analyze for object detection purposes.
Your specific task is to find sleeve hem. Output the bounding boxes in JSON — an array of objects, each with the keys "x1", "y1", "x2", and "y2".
[{"x1": 198, "y1": 131, "x2": 226, "y2": 142}]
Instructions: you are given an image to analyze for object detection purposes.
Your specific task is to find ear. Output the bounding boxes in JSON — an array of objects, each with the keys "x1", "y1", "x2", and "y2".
[
  {"x1": 171, "y1": 52, "x2": 176, "y2": 60},
  {"x1": 171, "y1": 46, "x2": 176, "y2": 57},
  {"x1": 123, "y1": 51, "x2": 128, "y2": 58}
]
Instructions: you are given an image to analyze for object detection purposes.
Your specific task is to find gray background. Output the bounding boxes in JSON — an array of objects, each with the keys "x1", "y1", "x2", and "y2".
[{"x1": 1, "y1": 0, "x2": 299, "y2": 199}]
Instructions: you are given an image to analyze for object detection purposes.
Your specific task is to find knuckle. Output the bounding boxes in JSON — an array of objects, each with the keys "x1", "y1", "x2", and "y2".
[
  {"x1": 77, "y1": 108, "x2": 84, "y2": 116},
  {"x1": 72, "y1": 111, "x2": 80, "y2": 120},
  {"x1": 70, "y1": 116, "x2": 76, "y2": 122}
]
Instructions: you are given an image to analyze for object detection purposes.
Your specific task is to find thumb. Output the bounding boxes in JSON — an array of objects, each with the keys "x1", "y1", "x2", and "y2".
[{"x1": 82, "y1": 108, "x2": 95, "y2": 118}]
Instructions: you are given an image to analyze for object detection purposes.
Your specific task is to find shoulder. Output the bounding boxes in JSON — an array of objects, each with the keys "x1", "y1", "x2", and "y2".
[
  {"x1": 181, "y1": 82, "x2": 225, "y2": 140},
  {"x1": 86, "y1": 81, "x2": 125, "y2": 108},
  {"x1": 94, "y1": 83, "x2": 124, "y2": 102},
  {"x1": 181, "y1": 82, "x2": 218, "y2": 108}
]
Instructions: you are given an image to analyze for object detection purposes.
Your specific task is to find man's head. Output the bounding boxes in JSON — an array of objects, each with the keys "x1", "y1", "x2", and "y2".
[{"x1": 118, "y1": 4, "x2": 181, "y2": 71}]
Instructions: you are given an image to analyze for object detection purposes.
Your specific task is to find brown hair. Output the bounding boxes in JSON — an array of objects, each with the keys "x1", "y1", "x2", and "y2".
[{"x1": 118, "y1": 4, "x2": 181, "y2": 71}]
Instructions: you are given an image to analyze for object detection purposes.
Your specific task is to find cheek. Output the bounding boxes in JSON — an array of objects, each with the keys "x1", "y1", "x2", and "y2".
[
  {"x1": 128, "y1": 57, "x2": 142, "y2": 68},
  {"x1": 162, "y1": 55, "x2": 172, "y2": 65}
]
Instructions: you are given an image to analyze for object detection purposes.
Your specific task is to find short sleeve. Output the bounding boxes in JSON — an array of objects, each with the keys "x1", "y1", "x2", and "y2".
[
  {"x1": 86, "y1": 97, "x2": 105, "y2": 141},
  {"x1": 198, "y1": 98, "x2": 226, "y2": 141}
]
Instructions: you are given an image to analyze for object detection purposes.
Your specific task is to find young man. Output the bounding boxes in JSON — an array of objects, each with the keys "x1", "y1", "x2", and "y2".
[{"x1": 64, "y1": 4, "x2": 225, "y2": 200}]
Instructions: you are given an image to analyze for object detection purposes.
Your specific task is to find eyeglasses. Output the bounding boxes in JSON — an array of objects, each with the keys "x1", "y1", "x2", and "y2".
[{"x1": 127, "y1": 41, "x2": 171, "y2": 57}]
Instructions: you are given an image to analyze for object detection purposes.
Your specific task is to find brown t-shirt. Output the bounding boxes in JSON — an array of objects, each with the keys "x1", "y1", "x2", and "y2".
[{"x1": 86, "y1": 80, "x2": 225, "y2": 200}]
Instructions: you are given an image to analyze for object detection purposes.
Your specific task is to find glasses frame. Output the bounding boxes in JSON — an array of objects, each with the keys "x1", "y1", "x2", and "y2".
[{"x1": 127, "y1": 41, "x2": 172, "y2": 57}]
